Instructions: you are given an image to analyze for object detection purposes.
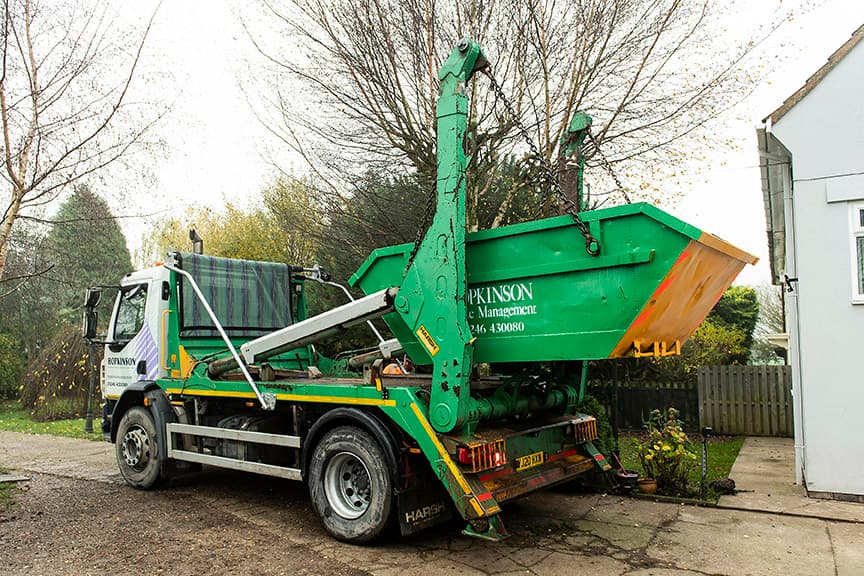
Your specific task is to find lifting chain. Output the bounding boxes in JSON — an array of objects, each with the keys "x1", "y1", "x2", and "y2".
[
  {"x1": 588, "y1": 132, "x2": 631, "y2": 204},
  {"x1": 481, "y1": 69, "x2": 600, "y2": 256},
  {"x1": 405, "y1": 179, "x2": 438, "y2": 272},
  {"x1": 405, "y1": 68, "x2": 605, "y2": 272}
]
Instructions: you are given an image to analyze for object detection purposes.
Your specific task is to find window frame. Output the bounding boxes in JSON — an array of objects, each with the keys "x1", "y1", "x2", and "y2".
[
  {"x1": 113, "y1": 283, "x2": 149, "y2": 343},
  {"x1": 851, "y1": 203, "x2": 864, "y2": 304}
]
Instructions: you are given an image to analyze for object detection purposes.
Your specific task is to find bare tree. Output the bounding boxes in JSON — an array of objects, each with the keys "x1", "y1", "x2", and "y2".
[
  {"x1": 0, "y1": 0, "x2": 160, "y2": 278},
  {"x1": 750, "y1": 283, "x2": 786, "y2": 364},
  {"x1": 248, "y1": 0, "x2": 795, "y2": 226}
]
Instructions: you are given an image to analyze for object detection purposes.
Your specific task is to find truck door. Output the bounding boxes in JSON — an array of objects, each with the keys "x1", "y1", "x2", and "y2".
[{"x1": 102, "y1": 275, "x2": 167, "y2": 400}]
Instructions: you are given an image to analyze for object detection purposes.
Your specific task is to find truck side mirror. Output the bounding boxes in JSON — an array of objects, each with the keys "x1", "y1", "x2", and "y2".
[
  {"x1": 84, "y1": 287, "x2": 102, "y2": 308},
  {"x1": 82, "y1": 309, "x2": 98, "y2": 340},
  {"x1": 83, "y1": 287, "x2": 103, "y2": 340}
]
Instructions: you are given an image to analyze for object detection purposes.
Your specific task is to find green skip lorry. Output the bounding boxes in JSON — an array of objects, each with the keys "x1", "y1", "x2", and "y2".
[{"x1": 84, "y1": 39, "x2": 756, "y2": 543}]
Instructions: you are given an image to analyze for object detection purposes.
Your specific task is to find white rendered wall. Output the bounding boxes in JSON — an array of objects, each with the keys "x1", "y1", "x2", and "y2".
[{"x1": 772, "y1": 42, "x2": 864, "y2": 496}]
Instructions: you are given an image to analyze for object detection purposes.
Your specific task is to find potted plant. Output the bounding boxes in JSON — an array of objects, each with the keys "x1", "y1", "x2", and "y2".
[
  {"x1": 636, "y1": 477, "x2": 657, "y2": 494},
  {"x1": 634, "y1": 407, "x2": 697, "y2": 496}
]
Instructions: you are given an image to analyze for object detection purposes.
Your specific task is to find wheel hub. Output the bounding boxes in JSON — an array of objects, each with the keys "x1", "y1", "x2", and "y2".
[
  {"x1": 121, "y1": 424, "x2": 151, "y2": 471},
  {"x1": 324, "y1": 452, "x2": 371, "y2": 519}
]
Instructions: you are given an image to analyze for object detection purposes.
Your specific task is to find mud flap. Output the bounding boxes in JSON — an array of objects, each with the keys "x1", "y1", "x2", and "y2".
[
  {"x1": 397, "y1": 488, "x2": 453, "y2": 535},
  {"x1": 397, "y1": 458, "x2": 454, "y2": 536}
]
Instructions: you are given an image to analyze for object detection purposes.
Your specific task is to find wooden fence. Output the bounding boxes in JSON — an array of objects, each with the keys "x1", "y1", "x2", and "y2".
[
  {"x1": 587, "y1": 380, "x2": 699, "y2": 432},
  {"x1": 697, "y1": 365, "x2": 793, "y2": 437}
]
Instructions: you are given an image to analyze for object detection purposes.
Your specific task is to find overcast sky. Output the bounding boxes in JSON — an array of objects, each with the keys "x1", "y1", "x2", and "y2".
[
  {"x1": 116, "y1": 0, "x2": 864, "y2": 286},
  {"x1": 674, "y1": 1, "x2": 864, "y2": 285}
]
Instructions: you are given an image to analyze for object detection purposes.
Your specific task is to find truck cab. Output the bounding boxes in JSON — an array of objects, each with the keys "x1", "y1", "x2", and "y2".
[{"x1": 99, "y1": 266, "x2": 170, "y2": 436}]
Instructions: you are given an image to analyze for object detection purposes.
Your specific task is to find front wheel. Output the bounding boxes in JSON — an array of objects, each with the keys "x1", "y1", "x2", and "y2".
[
  {"x1": 308, "y1": 426, "x2": 393, "y2": 543},
  {"x1": 115, "y1": 406, "x2": 163, "y2": 489}
]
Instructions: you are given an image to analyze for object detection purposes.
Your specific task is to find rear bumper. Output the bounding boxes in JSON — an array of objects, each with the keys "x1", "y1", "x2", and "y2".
[{"x1": 474, "y1": 447, "x2": 597, "y2": 503}]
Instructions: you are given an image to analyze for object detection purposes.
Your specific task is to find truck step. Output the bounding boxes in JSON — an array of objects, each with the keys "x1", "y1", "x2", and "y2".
[{"x1": 166, "y1": 422, "x2": 302, "y2": 481}]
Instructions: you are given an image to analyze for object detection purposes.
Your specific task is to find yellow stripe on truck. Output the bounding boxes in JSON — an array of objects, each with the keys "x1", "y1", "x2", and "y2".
[
  {"x1": 164, "y1": 388, "x2": 396, "y2": 407},
  {"x1": 410, "y1": 403, "x2": 484, "y2": 517}
]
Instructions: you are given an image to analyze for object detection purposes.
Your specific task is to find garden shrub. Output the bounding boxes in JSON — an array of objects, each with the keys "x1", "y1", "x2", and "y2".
[
  {"x1": 0, "y1": 333, "x2": 25, "y2": 400},
  {"x1": 19, "y1": 325, "x2": 101, "y2": 421},
  {"x1": 580, "y1": 394, "x2": 617, "y2": 457},
  {"x1": 635, "y1": 407, "x2": 697, "y2": 496}
]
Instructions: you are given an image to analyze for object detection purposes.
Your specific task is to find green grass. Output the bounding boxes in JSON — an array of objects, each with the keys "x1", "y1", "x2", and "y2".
[
  {"x1": 0, "y1": 466, "x2": 14, "y2": 509},
  {"x1": 0, "y1": 400, "x2": 103, "y2": 441},
  {"x1": 0, "y1": 488, "x2": 13, "y2": 509},
  {"x1": 617, "y1": 431, "x2": 744, "y2": 500}
]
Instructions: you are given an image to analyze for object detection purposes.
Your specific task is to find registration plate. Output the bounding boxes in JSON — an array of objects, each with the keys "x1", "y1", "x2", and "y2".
[{"x1": 515, "y1": 451, "x2": 545, "y2": 471}]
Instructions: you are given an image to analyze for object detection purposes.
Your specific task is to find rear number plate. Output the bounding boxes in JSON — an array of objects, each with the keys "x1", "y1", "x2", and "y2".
[{"x1": 515, "y1": 451, "x2": 544, "y2": 471}]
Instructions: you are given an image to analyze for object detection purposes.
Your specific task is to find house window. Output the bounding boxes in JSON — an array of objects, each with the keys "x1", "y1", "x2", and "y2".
[{"x1": 853, "y1": 205, "x2": 864, "y2": 303}]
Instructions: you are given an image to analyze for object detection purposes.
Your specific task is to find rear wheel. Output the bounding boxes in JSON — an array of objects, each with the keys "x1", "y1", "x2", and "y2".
[
  {"x1": 308, "y1": 426, "x2": 392, "y2": 543},
  {"x1": 115, "y1": 406, "x2": 163, "y2": 489}
]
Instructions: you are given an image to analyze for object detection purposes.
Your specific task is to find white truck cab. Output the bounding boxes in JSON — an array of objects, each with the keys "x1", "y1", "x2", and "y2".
[{"x1": 100, "y1": 266, "x2": 170, "y2": 416}]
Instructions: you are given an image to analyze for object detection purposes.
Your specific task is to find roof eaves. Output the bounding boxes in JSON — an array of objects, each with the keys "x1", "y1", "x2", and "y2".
[
  {"x1": 766, "y1": 24, "x2": 864, "y2": 124},
  {"x1": 756, "y1": 127, "x2": 791, "y2": 285}
]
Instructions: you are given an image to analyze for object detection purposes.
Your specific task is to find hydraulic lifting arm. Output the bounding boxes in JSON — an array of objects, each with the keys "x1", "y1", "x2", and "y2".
[{"x1": 394, "y1": 39, "x2": 489, "y2": 434}]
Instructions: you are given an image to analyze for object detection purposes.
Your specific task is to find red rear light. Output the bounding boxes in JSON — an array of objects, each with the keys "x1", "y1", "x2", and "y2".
[
  {"x1": 457, "y1": 447, "x2": 472, "y2": 465},
  {"x1": 455, "y1": 440, "x2": 507, "y2": 473}
]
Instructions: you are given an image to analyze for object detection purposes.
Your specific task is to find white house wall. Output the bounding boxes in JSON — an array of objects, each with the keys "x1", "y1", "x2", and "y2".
[{"x1": 771, "y1": 42, "x2": 864, "y2": 496}]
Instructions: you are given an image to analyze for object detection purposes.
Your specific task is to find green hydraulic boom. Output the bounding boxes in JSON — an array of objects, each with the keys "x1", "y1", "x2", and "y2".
[{"x1": 391, "y1": 39, "x2": 490, "y2": 434}]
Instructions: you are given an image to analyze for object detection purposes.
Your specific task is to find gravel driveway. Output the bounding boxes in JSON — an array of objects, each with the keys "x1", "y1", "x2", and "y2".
[{"x1": 2, "y1": 430, "x2": 862, "y2": 575}]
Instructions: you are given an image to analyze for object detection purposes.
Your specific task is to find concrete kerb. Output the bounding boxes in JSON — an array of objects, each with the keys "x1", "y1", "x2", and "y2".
[{"x1": 0, "y1": 475, "x2": 31, "y2": 483}]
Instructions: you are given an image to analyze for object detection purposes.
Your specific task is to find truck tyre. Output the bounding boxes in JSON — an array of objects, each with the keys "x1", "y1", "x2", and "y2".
[
  {"x1": 308, "y1": 426, "x2": 393, "y2": 543},
  {"x1": 115, "y1": 406, "x2": 162, "y2": 489}
]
